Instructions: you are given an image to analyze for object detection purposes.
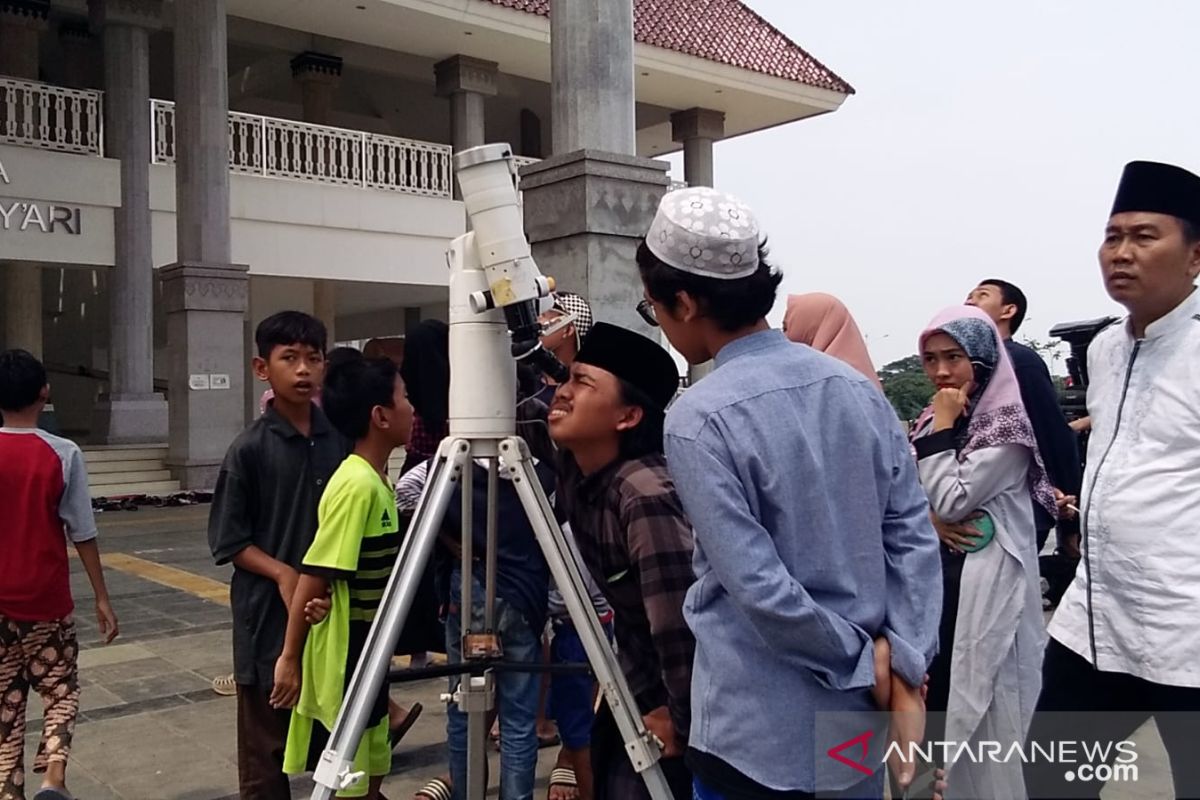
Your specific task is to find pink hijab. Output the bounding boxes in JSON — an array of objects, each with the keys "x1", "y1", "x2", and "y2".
[
  {"x1": 783, "y1": 293, "x2": 883, "y2": 389},
  {"x1": 914, "y1": 305, "x2": 1058, "y2": 518}
]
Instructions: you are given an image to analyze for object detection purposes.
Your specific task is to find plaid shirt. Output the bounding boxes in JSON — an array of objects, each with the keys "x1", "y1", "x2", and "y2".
[
  {"x1": 407, "y1": 414, "x2": 446, "y2": 460},
  {"x1": 559, "y1": 453, "x2": 696, "y2": 742}
]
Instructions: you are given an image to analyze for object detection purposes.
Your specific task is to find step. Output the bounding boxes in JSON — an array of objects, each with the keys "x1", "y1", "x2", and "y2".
[
  {"x1": 90, "y1": 480, "x2": 181, "y2": 498},
  {"x1": 89, "y1": 469, "x2": 173, "y2": 488},
  {"x1": 86, "y1": 459, "x2": 165, "y2": 475},
  {"x1": 82, "y1": 446, "x2": 168, "y2": 464}
]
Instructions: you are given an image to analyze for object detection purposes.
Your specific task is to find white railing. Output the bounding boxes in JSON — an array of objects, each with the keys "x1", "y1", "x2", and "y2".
[
  {"x1": 0, "y1": 76, "x2": 103, "y2": 156},
  {"x1": 668, "y1": 180, "x2": 688, "y2": 192},
  {"x1": 150, "y1": 99, "x2": 453, "y2": 198},
  {"x1": 512, "y1": 155, "x2": 541, "y2": 169}
]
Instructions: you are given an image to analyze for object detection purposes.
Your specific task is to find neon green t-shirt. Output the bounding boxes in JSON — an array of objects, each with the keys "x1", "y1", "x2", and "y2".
[{"x1": 283, "y1": 453, "x2": 401, "y2": 785}]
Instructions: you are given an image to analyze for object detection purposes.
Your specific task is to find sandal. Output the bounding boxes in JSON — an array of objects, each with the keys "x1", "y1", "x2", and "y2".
[
  {"x1": 414, "y1": 777, "x2": 451, "y2": 800},
  {"x1": 548, "y1": 767, "x2": 578, "y2": 800},
  {"x1": 211, "y1": 674, "x2": 237, "y2": 697},
  {"x1": 389, "y1": 702, "x2": 424, "y2": 750}
]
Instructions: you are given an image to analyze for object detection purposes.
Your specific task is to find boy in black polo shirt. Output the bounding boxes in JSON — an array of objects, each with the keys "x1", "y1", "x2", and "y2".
[{"x1": 209, "y1": 311, "x2": 346, "y2": 800}]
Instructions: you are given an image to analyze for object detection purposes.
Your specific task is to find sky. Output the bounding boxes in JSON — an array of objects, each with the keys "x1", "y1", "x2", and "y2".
[{"x1": 665, "y1": 0, "x2": 1200, "y2": 370}]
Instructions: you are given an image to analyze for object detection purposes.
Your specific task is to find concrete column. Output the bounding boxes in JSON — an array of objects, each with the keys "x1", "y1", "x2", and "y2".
[
  {"x1": 313, "y1": 280, "x2": 337, "y2": 344},
  {"x1": 1, "y1": 2, "x2": 49, "y2": 358},
  {"x1": 671, "y1": 108, "x2": 725, "y2": 383},
  {"x1": 89, "y1": 0, "x2": 168, "y2": 443},
  {"x1": 434, "y1": 55, "x2": 497, "y2": 154},
  {"x1": 550, "y1": 0, "x2": 635, "y2": 156},
  {"x1": 522, "y1": 0, "x2": 666, "y2": 336},
  {"x1": 671, "y1": 108, "x2": 724, "y2": 189},
  {"x1": 293, "y1": 51, "x2": 342, "y2": 340},
  {"x1": 165, "y1": 0, "x2": 248, "y2": 488},
  {"x1": 291, "y1": 50, "x2": 341, "y2": 126},
  {"x1": 521, "y1": 154, "x2": 670, "y2": 334},
  {"x1": 174, "y1": 0, "x2": 233, "y2": 265}
]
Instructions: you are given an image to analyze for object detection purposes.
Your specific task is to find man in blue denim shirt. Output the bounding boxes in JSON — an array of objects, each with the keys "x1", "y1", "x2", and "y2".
[{"x1": 635, "y1": 188, "x2": 942, "y2": 799}]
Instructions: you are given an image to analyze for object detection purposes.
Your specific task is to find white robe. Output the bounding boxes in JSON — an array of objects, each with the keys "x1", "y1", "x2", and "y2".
[
  {"x1": 1049, "y1": 289, "x2": 1200, "y2": 688},
  {"x1": 918, "y1": 441, "x2": 1046, "y2": 800}
]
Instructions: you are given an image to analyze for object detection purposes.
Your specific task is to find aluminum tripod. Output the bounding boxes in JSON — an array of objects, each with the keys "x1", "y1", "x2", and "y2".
[{"x1": 308, "y1": 434, "x2": 672, "y2": 799}]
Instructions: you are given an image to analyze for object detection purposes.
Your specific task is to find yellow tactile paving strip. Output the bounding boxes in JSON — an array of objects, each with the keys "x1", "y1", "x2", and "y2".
[{"x1": 102, "y1": 552, "x2": 231, "y2": 607}]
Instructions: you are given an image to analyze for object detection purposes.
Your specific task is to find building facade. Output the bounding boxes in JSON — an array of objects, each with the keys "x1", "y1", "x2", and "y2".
[{"x1": 0, "y1": 0, "x2": 851, "y2": 489}]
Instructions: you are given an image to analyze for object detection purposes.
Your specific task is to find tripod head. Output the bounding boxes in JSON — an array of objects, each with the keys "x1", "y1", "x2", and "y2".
[{"x1": 447, "y1": 144, "x2": 567, "y2": 450}]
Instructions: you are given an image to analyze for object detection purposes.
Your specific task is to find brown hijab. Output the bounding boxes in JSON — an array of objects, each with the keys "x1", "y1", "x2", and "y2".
[{"x1": 783, "y1": 293, "x2": 883, "y2": 390}]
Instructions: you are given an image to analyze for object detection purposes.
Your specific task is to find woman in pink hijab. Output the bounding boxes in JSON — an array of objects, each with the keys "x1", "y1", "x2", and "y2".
[
  {"x1": 783, "y1": 293, "x2": 883, "y2": 389},
  {"x1": 910, "y1": 305, "x2": 1055, "y2": 798}
]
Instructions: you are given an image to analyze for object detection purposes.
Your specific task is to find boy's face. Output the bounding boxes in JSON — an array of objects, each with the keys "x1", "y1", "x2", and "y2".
[
  {"x1": 375, "y1": 375, "x2": 414, "y2": 448},
  {"x1": 253, "y1": 343, "x2": 325, "y2": 407},
  {"x1": 547, "y1": 363, "x2": 642, "y2": 451}
]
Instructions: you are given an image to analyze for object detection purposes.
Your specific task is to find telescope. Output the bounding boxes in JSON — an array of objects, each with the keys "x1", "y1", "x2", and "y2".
[{"x1": 308, "y1": 144, "x2": 672, "y2": 800}]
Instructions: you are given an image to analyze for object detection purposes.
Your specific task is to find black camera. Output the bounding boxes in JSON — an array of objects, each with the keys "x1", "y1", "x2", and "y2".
[{"x1": 1049, "y1": 316, "x2": 1118, "y2": 421}]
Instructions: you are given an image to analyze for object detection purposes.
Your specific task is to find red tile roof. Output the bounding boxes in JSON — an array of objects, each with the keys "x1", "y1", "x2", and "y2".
[{"x1": 482, "y1": 0, "x2": 853, "y2": 94}]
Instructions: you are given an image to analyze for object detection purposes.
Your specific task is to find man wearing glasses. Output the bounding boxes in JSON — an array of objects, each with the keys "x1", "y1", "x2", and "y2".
[{"x1": 635, "y1": 187, "x2": 942, "y2": 799}]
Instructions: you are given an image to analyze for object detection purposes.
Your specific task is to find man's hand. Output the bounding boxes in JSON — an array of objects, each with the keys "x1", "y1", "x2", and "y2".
[
  {"x1": 930, "y1": 512, "x2": 981, "y2": 553},
  {"x1": 270, "y1": 655, "x2": 301, "y2": 709},
  {"x1": 1053, "y1": 488, "x2": 1078, "y2": 520},
  {"x1": 931, "y1": 385, "x2": 971, "y2": 432},
  {"x1": 96, "y1": 597, "x2": 119, "y2": 644},
  {"x1": 642, "y1": 706, "x2": 682, "y2": 759},
  {"x1": 276, "y1": 564, "x2": 300, "y2": 607},
  {"x1": 305, "y1": 591, "x2": 332, "y2": 625}
]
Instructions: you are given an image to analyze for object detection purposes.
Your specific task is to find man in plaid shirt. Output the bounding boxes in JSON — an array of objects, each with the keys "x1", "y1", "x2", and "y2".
[{"x1": 547, "y1": 322, "x2": 694, "y2": 800}]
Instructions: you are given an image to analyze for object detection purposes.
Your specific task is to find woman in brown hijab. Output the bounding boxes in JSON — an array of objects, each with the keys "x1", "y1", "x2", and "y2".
[{"x1": 783, "y1": 292, "x2": 883, "y2": 390}]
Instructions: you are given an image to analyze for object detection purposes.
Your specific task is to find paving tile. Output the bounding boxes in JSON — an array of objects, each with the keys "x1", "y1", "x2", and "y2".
[
  {"x1": 78, "y1": 642, "x2": 157, "y2": 670},
  {"x1": 80, "y1": 656, "x2": 179, "y2": 685},
  {"x1": 105, "y1": 671, "x2": 212, "y2": 704},
  {"x1": 80, "y1": 685, "x2": 125, "y2": 713}
]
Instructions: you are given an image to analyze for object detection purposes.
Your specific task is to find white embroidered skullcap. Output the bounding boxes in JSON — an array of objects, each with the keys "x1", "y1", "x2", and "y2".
[{"x1": 646, "y1": 187, "x2": 761, "y2": 280}]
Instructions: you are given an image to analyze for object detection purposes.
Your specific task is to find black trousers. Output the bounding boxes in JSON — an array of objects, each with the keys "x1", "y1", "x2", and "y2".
[
  {"x1": 236, "y1": 683, "x2": 293, "y2": 800},
  {"x1": 1025, "y1": 639, "x2": 1200, "y2": 799}
]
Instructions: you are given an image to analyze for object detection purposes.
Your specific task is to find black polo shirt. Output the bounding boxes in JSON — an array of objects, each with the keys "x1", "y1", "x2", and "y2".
[{"x1": 208, "y1": 404, "x2": 348, "y2": 687}]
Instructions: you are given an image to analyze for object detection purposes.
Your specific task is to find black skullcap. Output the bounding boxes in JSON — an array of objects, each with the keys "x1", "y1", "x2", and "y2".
[
  {"x1": 574, "y1": 322, "x2": 679, "y2": 411},
  {"x1": 1110, "y1": 161, "x2": 1200, "y2": 227}
]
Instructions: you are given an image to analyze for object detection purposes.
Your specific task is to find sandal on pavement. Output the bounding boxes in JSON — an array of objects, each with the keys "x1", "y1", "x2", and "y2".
[
  {"x1": 548, "y1": 767, "x2": 579, "y2": 800},
  {"x1": 211, "y1": 674, "x2": 237, "y2": 696},
  {"x1": 389, "y1": 702, "x2": 424, "y2": 750},
  {"x1": 414, "y1": 777, "x2": 451, "y2": 800}
]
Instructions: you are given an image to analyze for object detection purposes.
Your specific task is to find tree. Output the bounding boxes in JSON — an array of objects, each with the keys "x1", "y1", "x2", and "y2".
[
  {"x1": 1019, "y1": 337, "x2": 1065, "y2": 372},
  {"x1": 878, "y1": 356, "x2": 934, "y2": 422}
]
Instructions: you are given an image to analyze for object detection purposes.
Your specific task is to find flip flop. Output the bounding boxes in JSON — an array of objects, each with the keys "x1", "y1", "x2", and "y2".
[
  {"x1": 389, "y1": 702, "x2": 424, "y2": 750},
  {"x1": 414, "y1": 777, "x2": 451, "y2": 800},
  {"x1": 548, "y1": 766, "x2": 578, "y2": 800}
]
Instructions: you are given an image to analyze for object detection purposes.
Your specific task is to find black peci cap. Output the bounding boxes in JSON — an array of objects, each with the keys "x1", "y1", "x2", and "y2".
[
  {"x1": 574, "y1": 322, "x2": 679, "y2": 411},
  {"x1": 1110, "y1": 160, "x2": 1200, "y2": 227}
]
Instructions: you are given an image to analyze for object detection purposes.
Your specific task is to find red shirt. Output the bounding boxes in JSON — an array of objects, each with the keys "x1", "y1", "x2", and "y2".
[{"x1": 0, "y1": 428, "x2": 97, "y2": 621}]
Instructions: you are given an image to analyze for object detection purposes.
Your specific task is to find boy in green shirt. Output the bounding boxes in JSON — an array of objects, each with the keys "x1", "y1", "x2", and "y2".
[{"x1": 271, "y1": 352, "x2": 414, "y2": 799}]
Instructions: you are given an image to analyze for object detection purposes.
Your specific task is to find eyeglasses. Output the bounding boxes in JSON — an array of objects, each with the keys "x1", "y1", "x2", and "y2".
[
  {"x1": 539, "y1": 311, "x2": 577, "y2": 338},
  {"x1": 636, "y1": 299, "x2": 659, "y2": 327}
]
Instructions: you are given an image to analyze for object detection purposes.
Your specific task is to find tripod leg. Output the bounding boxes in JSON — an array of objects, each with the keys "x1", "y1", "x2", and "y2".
[
  {"x1": 500, "y1": 438, "x2": 675, "y2": 800},
  {"x1": 310, "y1": 438, "x2": 472, "y2": 800}
]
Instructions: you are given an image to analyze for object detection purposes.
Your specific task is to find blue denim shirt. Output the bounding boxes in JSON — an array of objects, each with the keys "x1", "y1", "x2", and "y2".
[{"x1": 664, "y1": 330, "x2": 941, "y2": 792}]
